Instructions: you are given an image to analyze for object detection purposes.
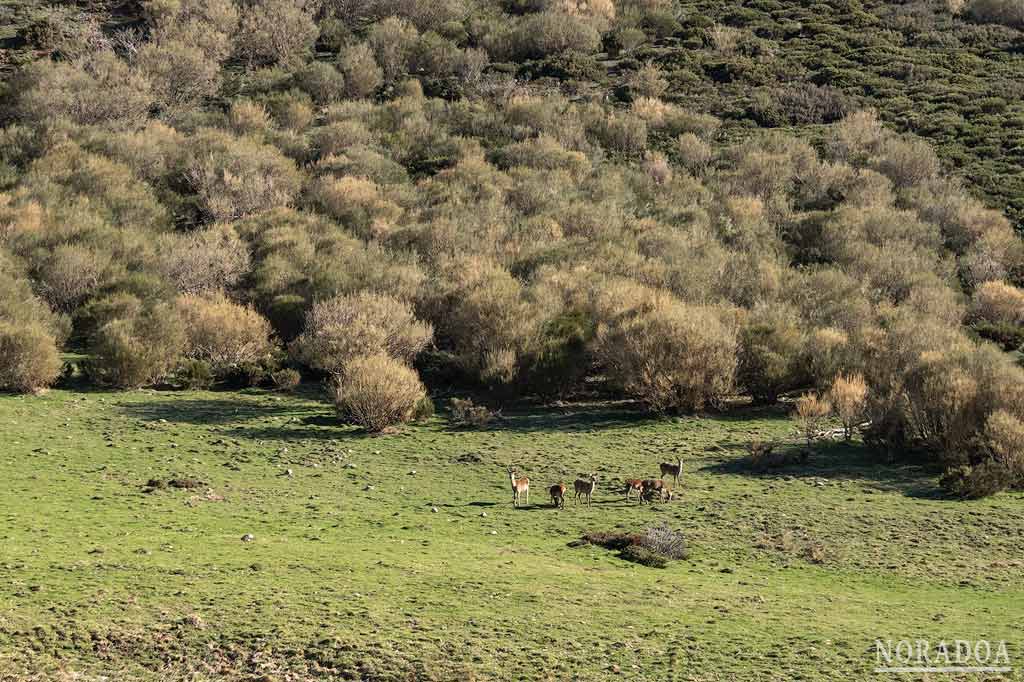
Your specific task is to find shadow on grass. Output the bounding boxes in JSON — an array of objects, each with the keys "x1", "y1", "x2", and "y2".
[
  {"x1": 442, "y1": 402, "x2": 664, "y2": 434},
  {"x1": 700, "y1": 439, "x2": 948, "y2": 499}
]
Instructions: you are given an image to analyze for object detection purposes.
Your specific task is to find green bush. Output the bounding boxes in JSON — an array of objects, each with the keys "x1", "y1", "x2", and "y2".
[
  {"x1": 0, "y1": 322, "x2": 62, "y2": 393},
  {"x1": 331, "y1": 353, "x2": 429, "y2": 432},
  {"x1": 87, "y1": 301, "x2": 186, "y2": 388}
]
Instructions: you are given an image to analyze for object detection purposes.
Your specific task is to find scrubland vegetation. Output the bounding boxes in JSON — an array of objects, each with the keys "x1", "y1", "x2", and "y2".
[
  {"x1": 2, "y1": 0, "x2": 1023, "y2": 495},
  {"x1": 1, "y1": 0, "x2": 1024, "y2": 677}
]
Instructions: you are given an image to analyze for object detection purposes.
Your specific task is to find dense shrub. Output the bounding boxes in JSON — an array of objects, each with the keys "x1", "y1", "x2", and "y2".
[
  {"x1": 184, "y1": 129, "x2": 302, "y2": 221},
  {"x1": 968, "y1": 281, "x2": 1024, "y2": 326},
  {"x1": 338, "y1": 44, "x2": 384, "y2": 99},
  {"x1": 595, "y1": 296, "x2": 737, "y2": 413},
  {"x1": 87, "y1": 301, "x2": 186, "y2": 388},
  {"x1": 965, "y1": 0, "x2": 1024, "y2": 27},
  {"x1": 290, "y1": 292, "x2": 432, "y2": 375},
  {"x1": 736, "y1": 308, "x2": 806, "y2": 404},
  {"x1": 331, "y1": 353, "x2": 429, "y2": 431},
  {"x1": 176, "y1": 294, "x2": 275, "y2": 374},
  {"x1": 0, "y1": 322, "x2": 62, "y2": 393},
  {"x1": 154, "y1": 224, "x2": 250, "y2": 296},
  {"x1": 236, "y1": 0, "x2": 318, "y2": 68},
  {"x1": 10, "y1": 51, "x2": 153, "y2": 129}
]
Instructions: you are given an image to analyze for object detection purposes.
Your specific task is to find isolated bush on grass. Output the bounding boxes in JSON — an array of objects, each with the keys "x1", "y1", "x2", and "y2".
[
  {"x1": 331, "y1": 353, "x2": 429, "y2": 432},
  {"x1": 794, "y1": 392, "x2": 831, "y2": 447},
  {"x1": 829, "y1": 373, "x2": 868, "y2": 441},
  {"x1": 0, "y1": 322, "x2": 62, "y2": 393},
  {"x1": 449, "y1": 397, "x2": 498, "y2": 427}
]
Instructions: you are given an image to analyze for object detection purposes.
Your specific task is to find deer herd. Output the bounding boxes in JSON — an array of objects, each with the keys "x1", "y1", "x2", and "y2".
[{"x1": 506, "y1": 457, "x2": 683, "y2": 509}]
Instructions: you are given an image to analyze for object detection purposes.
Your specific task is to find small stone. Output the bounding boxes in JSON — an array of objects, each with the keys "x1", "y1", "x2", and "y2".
[
  {"x1": 409, "y1": 470, "x2": 417, "y2": 475},
  {"x1": 431, "y1": 507, "x2": 439, "y2": 513},
  {"x1": 286, "y1": 469, "x2": 294, "y2": 477},
  {"x1": 241, "y1": 533, "x2": 255, "y2": 542},
  {"x1": 610, "y1": 665, "x2": 621, "y2": 674},
  {"x1": 490, "y1": 530, "x2": 498, "y2": 535},
  {"x1": 480, "y1": 512, "x2": 487, "y2": 517}
]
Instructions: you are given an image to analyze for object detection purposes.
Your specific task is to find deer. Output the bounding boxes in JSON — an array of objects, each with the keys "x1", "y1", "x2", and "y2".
[
  {"x1": 507, "y1": 465, "x2": 529, "y2": 507},
  {"x1": 574, "y1": 473, "x2": 598, "y2": 506},
  {"x1": 622, "y1": 478, "x2": 644, "y2": 502},
  {"x1": 659, "y1": 457, "x2": 683, "y2": 487},
  {"x1": 549, "y1": 483, "x2": 566, "y2": 509},
  {"x1": 640, "y1": 479, "x2": 667, "y2": 504}
]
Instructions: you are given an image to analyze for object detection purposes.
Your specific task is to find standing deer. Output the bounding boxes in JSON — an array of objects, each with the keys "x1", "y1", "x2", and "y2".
[
  {"x1": 507, "y1": 465, "x2": 529, "y2": 507},
  {"x1": 659, "y1": 457, "x2": 683, "y2": 487},
  {"x1": 623, "y1": 478, "x2": 644, "y2": 502},
  {"x1": 640, "y1": 479, "x2": 667, "y2": 504},
  {"x1": 549, "y1": 483, "x2": 566, "y2": 509},
  {"x1": 574, "y1": 474, "x2": 598, "y2": 506}
]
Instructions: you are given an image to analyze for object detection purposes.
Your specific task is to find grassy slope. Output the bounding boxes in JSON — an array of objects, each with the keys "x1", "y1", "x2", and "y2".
[{"x1": 1, "y1": 387, "x2": 1022, "y2": 681}]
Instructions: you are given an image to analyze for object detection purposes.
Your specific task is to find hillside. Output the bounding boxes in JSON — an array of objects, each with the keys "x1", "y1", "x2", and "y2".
[{"x1": 1, "y1": 0, "x2": 1024, "y2": 679}]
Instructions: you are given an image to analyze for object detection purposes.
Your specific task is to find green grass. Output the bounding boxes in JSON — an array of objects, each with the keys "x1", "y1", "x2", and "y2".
[{"x1": 1, "y1": 387, "x2": 1023, "y2": 680}]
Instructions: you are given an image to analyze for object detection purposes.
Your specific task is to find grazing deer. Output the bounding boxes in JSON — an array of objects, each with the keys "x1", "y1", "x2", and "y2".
[
  {"x1": 549, "y1": 483, "x2": 566, "y2": 509},
  {"x1": 660, "y1": 457, "x2": 683, "y2": 486},
  {"x1": 507, "y1": 465, "x2": 529, "y2": 507},
  {"x1": 640, "y1": 479, "x2": 667, "y2": 504},
  {"x1": 574, "y1": 474, "x2": 598, "y2": 506},
  {"x1": 623, "y1": 478, "x2": 644, "y2": 502}
]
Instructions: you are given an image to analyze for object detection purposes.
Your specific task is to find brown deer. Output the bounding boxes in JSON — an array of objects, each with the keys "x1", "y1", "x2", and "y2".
[
  {"x1": 574, "y1": 474, "x2": 598, "y2": 506},
  {"x1": 507, "y1": 465, "x2": 529, "y2": 507},
  {"x1": 549, "y1": 483, "x2": 566, "y2": 509},
  {"x1": 659, "y1": 457, "x2": 683, "y2": 487},
  {"x1": 623, "y1": 478, "x2": 644, "y2": 502},
  {"x1": 640, "y1": 479, "x2": 667, "y2": 504}
]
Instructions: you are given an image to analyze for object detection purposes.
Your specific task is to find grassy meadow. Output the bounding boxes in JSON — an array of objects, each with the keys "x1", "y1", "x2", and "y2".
[{"x1": 1, "y1": 387, "x2": 1022, "y2": 681}]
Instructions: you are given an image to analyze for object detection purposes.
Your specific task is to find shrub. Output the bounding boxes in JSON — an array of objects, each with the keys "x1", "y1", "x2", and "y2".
[
  {"x1": 11, "y1": 51, "x2": 153, "y2": 129},
  {"x1": 637, "y1": 522, "x2": 688, "y2": 560},
  {"x1": 871, "y1": 136, "x2": 940, "y2": 190},
  {"x1": 968, "y1": 281, "x2": 1024, "y2": 326},
  {"x1": 294, "y1": 62, "x2": 347, "y2": 105},
  {"x1": 676, "y1": 133, "x2": 713, "y2": 174},
  {"x1": 793, "y1": 392, "x2": 831, "y2": 447},
  {"x1": 0, "y1": 321, "x2": 62, "y2": 393},
  {"x1": 87, "y1": 301, "x2": 186, "y2": 388},
  {"x1": 175, "y1": 294, "x2": 275, "y2": 374},
  {"x1": 175, "y1": 358, "x2": 214, "y2": 389},
  {"x1": 184, "y1": 129, "x2": 302, "y2": 221},
  {"x1": 941, "y1": 410, "x2": 1024, "y2": 497},
  {"x1": 331, "y1": 353, "x2": 428, "y2": 432},
  {"x1": 338, "y1": 44, "x2": 384, "y2": 99},
  {"x1": 829, "y1": 373, "x2": 868, "y2": 440},
  {"x1": 488, "y1": 11, "x2": 602, "y2": 61},
  {"x1": 965, "y1": 0, "x2": 1024, "y2": 27},
  {"x1": 450, "y1": 397, "x2": 498, "y2": 427},
  {"x1": 154, "y1": 224, "x2": 250, "y2": 296},
  {"x1": 236, "y1": 0, "x2": 318, "y2": 67},
  {"x1": 227, "y1": 100, "x2": 273, "y2": 136},
  {"x1": 136, "y1": 40, "x2": 221, "y2": 110},
  {"x1": 271, "y1": 367, "x2": 301, "y2": 391},
  {"x1": 736, "y1": 309, "x2": 806, "y2": 404},
  {"x1": 290, "y1": 292, "x2": 432, "y2": 375},
  {"x1": 366, "y1": 16, "x2": 419, "y2": 82},
  {"x1": 595, "y1": 297, "x2": 737, "y2": 413},
  {"x1": 33, "y1": 243, "x2": 111, "y2": 313},
  {"x1": 625, "y1": 64, "x2": 668, "y2": 100},
  {"x1": 309, "y1": 175, "x2": 402, "y2": 239}
]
